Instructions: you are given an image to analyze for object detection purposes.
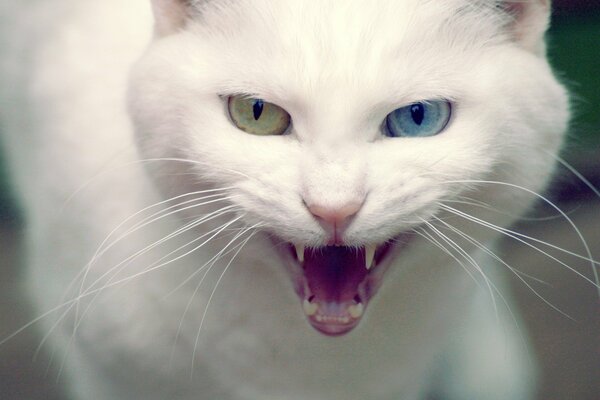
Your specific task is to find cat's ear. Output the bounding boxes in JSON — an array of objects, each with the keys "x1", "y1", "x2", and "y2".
[
  {"x1": 150, "y1": 0, "x2": 195, "y2": 36},
  {"x1": 502, "y1": 0, "x2": 551, "y2": 55}
]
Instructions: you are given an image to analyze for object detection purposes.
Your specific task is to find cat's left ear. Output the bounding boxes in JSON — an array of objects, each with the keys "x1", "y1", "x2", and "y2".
[
  {"x1": 502, "y1": 0, "x2": 551, "y2": 55},
  {"x1": 150, "y1": 0, "x2": 195, "y2": 36}
]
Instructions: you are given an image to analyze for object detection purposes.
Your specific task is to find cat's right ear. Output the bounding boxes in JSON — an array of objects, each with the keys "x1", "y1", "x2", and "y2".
[
  {"x1": 502, "y1": 0, "x2": 551, "y2": 55},
  {"x1": 150, "y1": 0, "x2": 194, "y2": 36}
]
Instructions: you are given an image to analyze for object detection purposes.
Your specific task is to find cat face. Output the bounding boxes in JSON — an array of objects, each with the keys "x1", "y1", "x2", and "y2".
[{"x1": 129, "y1": 0, "x2": 568, "y2": 335}]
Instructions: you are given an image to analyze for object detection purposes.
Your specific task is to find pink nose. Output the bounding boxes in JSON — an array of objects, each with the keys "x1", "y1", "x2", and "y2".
[{"x1": 307, "y1": 202, "x2": 362, "y2": 243}]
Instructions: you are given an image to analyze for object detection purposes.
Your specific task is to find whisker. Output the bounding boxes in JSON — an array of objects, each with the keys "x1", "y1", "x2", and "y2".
[
  {"x1": 441, "y1": 179, "x2": 599, "y2": 295},
  {"x1": 57, "y1": 154, "x2": 251, "y2": 266},
  {"x1": 82, "y1": 205, "x2": 241, "y2": 296},
  {"x1": 0, "y1": 209, "x2": 241, "y2": 349},
  {"x1": 137, "y1": 157, "x2": 252, "y2": 180},
  {"x1": 59, "y1": 153, "x2": 243, "y2": 214},
  {"x1": 419, "y1": 219, "x2": 499, "y2": 321},
  {"x1": 420, "y1": 218, "x2": 533, "y2": 362},
  {"x1": 62, "y1": 196, "x2": 232, "y2": 333},
  {"x1": 75, "y1": 194, "x2": 238, "y2": 308},
  {"x1": 439, "y1": 203, "x2": 600, "y2": 290},
  {"x1": 75, "y1": 212, "x2": 245, "y2": 326},
  {"x1": 191, "y1": 226, "x2": 260, "y2": 376},
  {"x1": 58, "y1": 146, "x2": 136, "y2": 215},
  {"x1": 170, "y1": 224, "x2": 263, "y2": 368},
  {"x1": 37, "y1": 209, "x2": 243, "y2": 368},
  {"x1": 91, "y1": 192, "x2": 236, "y2": 263},
  {"x1": 0, "y1": 300, "x2": 78, "y2": 348},
  {"x1": 433, "y1": 214, "x2": 572, "y2": 320},
  {"x1": 413, "y1": 227, "x2": 520, "y2": 341},
  {"x1": 431, "y1": 214, "x2": 550, "y2": 285},
  {"x1": 444, "y1": 196, "x2": 573, "y2": 222},
  {"x1": 33, "y1": 303, "x2": 75, "y2": 365},
  {"x1": 164, "y1": 225, "x2": 256, "y2": 300},
  {"x1": 412, "y1": 228, "x2": 482, "y2": 289},
  {"x1": 52, "y1": 214, "x2": 247, "y2": 380},
  {"x1": 550, "y1": 151, "x2": 600, "y2": 199},
  {"x1": 60, "y1": 190, "x2": 235, "y2": 321}
]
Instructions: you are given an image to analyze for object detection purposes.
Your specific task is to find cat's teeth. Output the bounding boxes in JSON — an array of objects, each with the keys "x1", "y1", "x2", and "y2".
[
  {"x1": 303, "y1": 299, "x2": 318, "y2": 316},
  {"x1": 365, "y1": 245, "x2": 376, "y2": 270},
  {"x1": 295, "y1": 244, "x2": 305, "y2": 263},
  {"x1": 348, "y1": 303, "x2": 364, "y2": 319}
]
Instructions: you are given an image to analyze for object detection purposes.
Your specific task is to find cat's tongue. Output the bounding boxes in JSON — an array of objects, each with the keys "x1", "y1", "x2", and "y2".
[{"x1": 301, "y1": 247, "x2": 368, "y2": 336}]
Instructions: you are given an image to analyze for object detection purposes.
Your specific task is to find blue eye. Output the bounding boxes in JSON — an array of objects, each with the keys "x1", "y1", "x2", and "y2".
[{"x1": 385, "y1": 101, "x2": 451, "y2": 138}]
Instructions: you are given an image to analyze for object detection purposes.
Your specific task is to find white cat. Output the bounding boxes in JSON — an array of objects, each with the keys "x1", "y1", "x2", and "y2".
[{"x1": 0, "y1": 0, "x2": 570, "y2": 399}]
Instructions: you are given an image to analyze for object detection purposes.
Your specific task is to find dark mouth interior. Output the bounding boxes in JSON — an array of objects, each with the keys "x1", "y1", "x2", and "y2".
[
  {"x1": 289, "y1": 243, "x2": 392, "y2": 336},
  {"x1": 303, "y1": 247, "x2": 368, "y2": 303}
]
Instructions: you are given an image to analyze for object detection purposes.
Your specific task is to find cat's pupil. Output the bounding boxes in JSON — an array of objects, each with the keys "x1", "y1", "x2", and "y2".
[
  {"x1": 411, "y1": 104, "x2": 425, "y2": 125},
  {"x1": 253, "y1": 99, "x2": 264, "y2": 120}
]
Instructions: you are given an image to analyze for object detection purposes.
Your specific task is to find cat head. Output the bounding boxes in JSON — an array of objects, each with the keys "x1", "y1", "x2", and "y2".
[{"x1": 129, "y1": 0, "x2": 568, "y2": 335}]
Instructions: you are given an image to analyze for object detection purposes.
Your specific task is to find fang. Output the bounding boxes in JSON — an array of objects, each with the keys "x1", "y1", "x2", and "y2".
[
  {"x1": 295, "y1": 244, "x2": 305, "y2": 262},
  {"x1": 365, "y1": 245, "x2": 376, "y2": 270}
]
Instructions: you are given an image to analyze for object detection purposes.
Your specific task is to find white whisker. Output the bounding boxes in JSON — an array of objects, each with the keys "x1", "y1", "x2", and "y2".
[
  {"x1": 60, "y1": 189, "x2": 235, "y2": 322},
  {"x1": 413, "y1": 229, "x2": 482, "y2": 288},
  {"x1": 444, "y1": 196, "x2": 572, "y2": 222},
  {"x1": 47, "y1": 213, "x2": 244, "y2": 380},
  {"x1": 164, "y1": 226, "x2": 255, "y2": 301},
  {"x1": 82, "y1": 205, "x2": 241, "y2": 296},
  {"x1": 439, "y1": 203, "x2": 600, "y2": 290},
  {"x1": 74, "y1": 193, "x2": 238, "y2": 309},
  {"x1": 75, "y1": 213, "x2": 245, "y2": 326},
  {"x1": 433, "y1": 214, "x2": 573, "y2": 320},
  {"x1": 170, "y1": 224, "x2": 263, "y2": 368},
  {"x1": 191, "y1": 226, "x2": 260, "y2": 376},
  {"x1": 35, "y1": 209, "x2": 244, "y2": 372},
  {"x1": 51, "y1": 214, "x2": 247, "y2": 381},
  {"x1": 441, "y1": 179, "x2": 600, "y2": 296},
  {"x1": 419, "y1": 219, "x2": 499, "y2": 322},
  {"x1": 59, "y1": 153, "x2": 244, "y2": 214},
  {"x1": 550, "y1": 152, "x2": 600, "y2": 199}
]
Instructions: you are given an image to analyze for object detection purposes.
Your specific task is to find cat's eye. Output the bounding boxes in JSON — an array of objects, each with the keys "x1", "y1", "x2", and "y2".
[
  {"x1": 227, "y1": 95, "x2": 291, "y2": 136},
  {"x1": 385, "y1": 100, "x2": 451, "y2": 138}
]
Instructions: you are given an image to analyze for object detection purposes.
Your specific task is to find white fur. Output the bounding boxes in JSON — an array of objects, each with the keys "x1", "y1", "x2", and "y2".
[{"x1": 0, "y1": 1, "x2": 568, "y2": 399}]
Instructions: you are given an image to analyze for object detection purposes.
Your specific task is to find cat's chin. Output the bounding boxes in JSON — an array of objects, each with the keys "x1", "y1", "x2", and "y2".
[{"x1": 271, "y1": 233, "x2": 415, "y2": 336}]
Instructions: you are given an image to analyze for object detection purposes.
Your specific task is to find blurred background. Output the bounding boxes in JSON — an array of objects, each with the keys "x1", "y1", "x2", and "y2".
[{"x1": 0, "y1": 2, "x2": 599, "y2": 399}]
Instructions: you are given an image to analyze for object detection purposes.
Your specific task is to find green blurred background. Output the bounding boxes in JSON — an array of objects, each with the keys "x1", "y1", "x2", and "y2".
[
  {"x1": 551, "y1": 3, "x2": 600, "y2": 138},
  {"x1": 549, "y1": 2, "x2": 600, "y2": 190}
]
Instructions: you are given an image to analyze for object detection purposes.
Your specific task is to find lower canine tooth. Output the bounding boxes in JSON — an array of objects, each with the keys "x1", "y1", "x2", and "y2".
[
  {"x1": 348, "y1": 303, "x2": 364, "y2": 319},
  {"x1": 365, "y1": 245, "x2": 376, "y2": 270},
  {"x1": 303, "y1": 299, "x2": 318, "y2": 316},
  {"x1": 295, "y1": 244, "x2": 305, "y2": 262}
]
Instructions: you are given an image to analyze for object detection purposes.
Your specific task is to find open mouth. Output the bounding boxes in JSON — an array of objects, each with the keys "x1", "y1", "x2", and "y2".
[{"x1": 278, "y1": 235, "x2": 413, "y2": 336}]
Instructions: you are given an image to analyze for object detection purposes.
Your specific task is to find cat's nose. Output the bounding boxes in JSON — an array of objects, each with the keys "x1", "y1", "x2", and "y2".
[
  {"x1": 309, "y1": 203, "x2": 361, "y2": 225},
  {"x1": 307, "y1": 201, "x2": 362, "y2": 244}
]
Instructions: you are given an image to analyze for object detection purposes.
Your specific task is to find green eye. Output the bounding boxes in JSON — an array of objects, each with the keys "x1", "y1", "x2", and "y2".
[{"x1": 228, "y1": 95, "x2": 291, "y2": 136}]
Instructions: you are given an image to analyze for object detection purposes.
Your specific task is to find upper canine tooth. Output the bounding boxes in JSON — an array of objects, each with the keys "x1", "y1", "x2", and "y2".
[
  {"x1": 295, "y1": 244, "x2": 305, "y2": 263},
  {"x1": 365, "y1": 245, "x2": 376, "y2": 270},
  {"x1": 303, "y1": 299, "x2": 318, "y2": 316},
  {"x1": 348, "y1": 303, "x2": 364, "y2": 319}
]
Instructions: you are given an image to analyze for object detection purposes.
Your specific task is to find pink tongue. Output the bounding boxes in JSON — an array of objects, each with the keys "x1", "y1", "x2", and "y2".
[{"x1": 303, "y1": 247, "x2": 366, "y2": 302}]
